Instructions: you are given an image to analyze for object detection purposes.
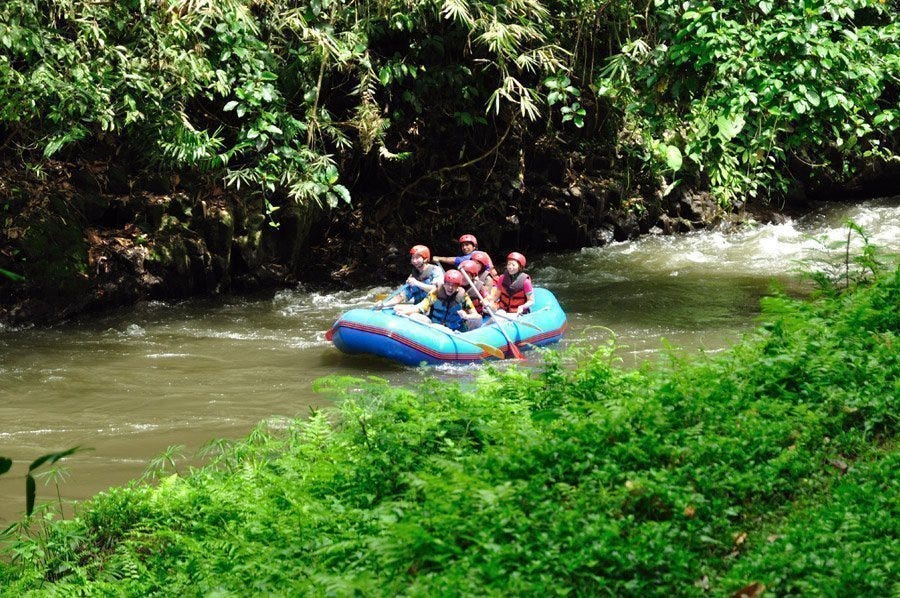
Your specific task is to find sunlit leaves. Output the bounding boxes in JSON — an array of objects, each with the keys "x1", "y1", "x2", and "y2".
[
  {"x1": 441, "y1": 0, "x2": 474, "y2": 27},
  {"x1": 599, "y1": 0, "x2": 898, "y2": 204},
  {"x1": 715, "y1": 113, "x2": 745, "y2": 142}
]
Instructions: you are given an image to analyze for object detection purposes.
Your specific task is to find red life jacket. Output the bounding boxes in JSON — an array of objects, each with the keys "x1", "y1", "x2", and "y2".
[
  {"x1": 498, "y1": 272, "x2": 530, "y2": 313},
  {"x1": 465, "y1": 271, "x2": 494, "y2": 315},
  {"x1": 465, "y1": 283, "x2": 485, "y2": 315}
]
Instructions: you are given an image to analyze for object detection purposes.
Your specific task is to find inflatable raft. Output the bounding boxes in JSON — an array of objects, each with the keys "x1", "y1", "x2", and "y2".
[{"x1": 326, "y1": 287, "x2": 567, "y2": 366}]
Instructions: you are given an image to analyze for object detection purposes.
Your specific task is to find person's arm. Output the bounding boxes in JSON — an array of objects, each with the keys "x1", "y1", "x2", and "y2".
[
  {"x1": 516, "y1": 292, "x2": 535, "y2": 314},
  {"x1": 417, "y1": 292, "x2": 437, "y2": 314},
  {"x1": 516, "y1": 278, "x2": 535, "y2": 314},
  {"x1": 431, "y1": 256, "x2": 456, "y2": 267},
  {"x1": 457, "y1": 294, "x2": 479, "y2": 320},
  {"x1": 410, "y1": 267, "x2": 443, "y2": 294},
  {"x1": 375, "y1": 287, "x2": 408, "y2": 309},
  {"x1": 395, "y1": 292, "x2": 432, "y2": 316},
  {"x1": 484, "y1": 275, "x2": 502, "y2": 310}
]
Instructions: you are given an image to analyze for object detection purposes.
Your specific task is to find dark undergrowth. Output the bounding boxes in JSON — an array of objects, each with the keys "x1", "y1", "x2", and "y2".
[{"x1": 0, "y1": 262, "x2": 896, "y2": 595}]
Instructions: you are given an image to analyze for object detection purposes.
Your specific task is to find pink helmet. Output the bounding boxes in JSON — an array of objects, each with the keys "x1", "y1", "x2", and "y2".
[
  {"x1": 507, "y1": 252, "x2": 527, "y2": 268},
  {"x1": 444, "y1": 270, "x2": 464, "y2": 286},
  {"x1": 459, "y1": 260, "x2": 481, "y2": 277},
  {"x1": 470, "y1": 251, "x2": 492, "y2": 269},
  {"x1": 409, "y1": 245, "x2": 431, "y2": 261},
  {"x1": 458, "y1": 234, "x2": 477, "y2": 247}
]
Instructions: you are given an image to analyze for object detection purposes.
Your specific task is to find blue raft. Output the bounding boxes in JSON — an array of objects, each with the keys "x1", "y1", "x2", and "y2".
[{"x1": 326, "y1": 287, "x2": 567, "y2": 366}]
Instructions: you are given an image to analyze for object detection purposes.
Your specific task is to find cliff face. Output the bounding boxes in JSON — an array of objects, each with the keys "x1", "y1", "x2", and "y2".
[{"x1": 0, "y1": 161, "x2": 321, "y2": 325}]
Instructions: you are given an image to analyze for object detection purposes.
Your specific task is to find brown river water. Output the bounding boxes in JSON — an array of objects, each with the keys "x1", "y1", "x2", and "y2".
[{"x1": 1, "y1": 198, "x2": 897, "y2": 522}]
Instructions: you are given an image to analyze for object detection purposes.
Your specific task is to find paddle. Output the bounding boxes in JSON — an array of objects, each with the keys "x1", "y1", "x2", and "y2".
[
  {"x1": 484, "y1": 306, "x2": 542, "y2": 332},
  {"x1": 459, "y1": 270, "x2": 525, "y2": 360},
  {"x1": 372, "y1": 287, "x2": 403, "y2": 307}
]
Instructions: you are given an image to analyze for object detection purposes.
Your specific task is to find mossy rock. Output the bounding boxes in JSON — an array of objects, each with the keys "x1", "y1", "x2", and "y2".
[
  {"x1": 18, "y1": 197, "x2": 91, "y2": 297},
  {"x1": 197, "y1": 208, "x2": 234, "y2": 257},
  {"x1": 147, "y1": 235, "x2": 191, "y2": 277}
]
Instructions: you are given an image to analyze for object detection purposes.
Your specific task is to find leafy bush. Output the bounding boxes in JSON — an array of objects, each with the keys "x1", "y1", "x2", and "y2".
[
  {"x1": 2, "y1": 0, "x2": 895, "y2": 216},
  {"x1": 0, "y1": 0, "x2": 573, "y2": 209},
  {"x1": 595, "y1": 0, "x2": 899, "y2": 204},
  {"x1": 1, "y1": 255, "x2": 897, "y2": 594}
]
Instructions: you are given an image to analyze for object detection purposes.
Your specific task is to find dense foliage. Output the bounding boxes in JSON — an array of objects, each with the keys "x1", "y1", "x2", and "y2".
[
  {"x1": 598, "y1": 0, "x2": 900, "y2": 204},
  {"x1": 1, "y1": 0, "x2": 896, "y2": 212},
  {"x1": 1, "y1": 257, "x2": 896, "y2": 594},
  {"x1": 0, "y1": 0, "x2": 571, "y2": 210}
]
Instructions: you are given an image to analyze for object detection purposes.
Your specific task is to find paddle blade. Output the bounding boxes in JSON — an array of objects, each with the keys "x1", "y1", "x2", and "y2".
[
  {"x1": 325, "y1": 327, "x2": 335, "y2": 341},
  {"x1": 474, "y1": 343, "x2": 504, "y2": 360},
  {"x1": 507, "y1": 341, "x2": 526, "y2": 360}
]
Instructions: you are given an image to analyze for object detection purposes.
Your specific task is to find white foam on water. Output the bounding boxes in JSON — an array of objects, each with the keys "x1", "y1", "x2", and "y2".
[
  {"x1": 125, "y1": 324, "x2": 146, "y2": 337},
  {"x1": 575, "y1": 199, "x2": 900, "y2": 280}
]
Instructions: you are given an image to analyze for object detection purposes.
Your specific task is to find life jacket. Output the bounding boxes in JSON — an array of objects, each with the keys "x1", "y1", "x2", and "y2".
[
  {"x1": 405, "y1": 264, "x2": 440, "y2": 303},
  {"x1": 429, "y1": 286, "x2": 468, "y2": 331},
  {"x1": 498, "y1": 272, "x2": 530, "y2": 313},
  {"x1": 465, "y1": 273, "x2": 492, "y2": 315}
]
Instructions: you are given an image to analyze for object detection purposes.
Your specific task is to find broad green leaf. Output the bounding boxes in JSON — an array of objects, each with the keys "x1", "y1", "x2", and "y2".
[
  {"x1": 223, "y1": 100, "x2": 239, "y2": 112},
  {"x1": 872, "y1": 112, "x2": 893, "y2": 126},
  {"x1": 333, "y1": 184, "x2": 352, "y2": 204},
  {"x1": 26, "y1": 474, "x2": 36, "y2": 516},
  {"x1": 665, "y1": 145, "x2": 683, "y2": 171},
  {"x1": 805, "y1": 89, "x2": 821, "y2": 108},
  {"x1": 28, "y1": 447, "x2": 82, "y2": 473},
  {"x1": 716, "y1": 113, "x2": 746, "y2": 141}
]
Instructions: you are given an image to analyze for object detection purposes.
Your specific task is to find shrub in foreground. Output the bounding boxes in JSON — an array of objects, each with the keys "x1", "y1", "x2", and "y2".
[{"x1": 0, "y1": 267, "x2": 896, "y2": 595}]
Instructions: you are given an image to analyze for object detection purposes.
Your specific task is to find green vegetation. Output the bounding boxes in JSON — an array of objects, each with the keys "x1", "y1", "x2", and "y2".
[
  {"x1": 1, "y1": 254, "x2": 896, "y2": 594},
  {"x1": 597, "y1": 0, "x2": 899, "y2": 204},
  {"x1": 0, "y1": 448, "x2": 84, "y2": 518},
  {"x1": 1, "y1": 0, "x2": 896, "y2": 209}
]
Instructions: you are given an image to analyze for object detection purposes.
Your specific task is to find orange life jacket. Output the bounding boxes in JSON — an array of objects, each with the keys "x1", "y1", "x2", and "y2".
[{"x1": 498, "y1": 272, "x2": 530, "y2": 313}]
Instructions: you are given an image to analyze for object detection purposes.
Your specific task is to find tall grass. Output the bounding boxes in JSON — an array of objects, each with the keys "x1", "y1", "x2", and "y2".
[{"x1": 1, "y1": 264, "x2": 896, "y2": 595}]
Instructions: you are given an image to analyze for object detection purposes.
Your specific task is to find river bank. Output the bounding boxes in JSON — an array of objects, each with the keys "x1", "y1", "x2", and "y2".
[
  {"x1": 2, "y1": 256, "x2": 896, "y2": 594},
  {"x1": 2, "y1": 197, "x2": 898, "y2": 524},
  {"x1": 2, "y1": 151, "x2": 897, "y2": 328}
]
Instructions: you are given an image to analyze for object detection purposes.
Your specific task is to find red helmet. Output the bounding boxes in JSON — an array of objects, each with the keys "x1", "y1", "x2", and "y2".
[
  {"x1": 470, "y1": 251, "x2": 492, "y2": 269},
  {"x1": 458, "y1": 234, "x2": 478, "y2": 247},
  {"x1": 507, "y1": 251, "x2": 527, "y2": 268},
  {"x1": 459, "y1": 260, "x2": 481, "y2": 277},
  {"x1": 444, "y1": 269, "x2": 464, "y2": 286},
  {"x1": 409, "y1": 244, "x2": 431, "y2": 261}
]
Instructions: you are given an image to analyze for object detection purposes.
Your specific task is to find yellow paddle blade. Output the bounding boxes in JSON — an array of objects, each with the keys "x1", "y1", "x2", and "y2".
[
  {"x1": 374, "y1": 293, "x2": 389, "y2": 301},
  {"x1": 474, "y1": 342, "x2": 504, "y2": 359}
]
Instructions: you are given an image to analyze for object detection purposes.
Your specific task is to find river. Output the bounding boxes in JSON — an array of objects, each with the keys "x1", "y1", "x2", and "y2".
[{"x1": 1, "y1": 197, "x2": 897, "y2": 522}]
